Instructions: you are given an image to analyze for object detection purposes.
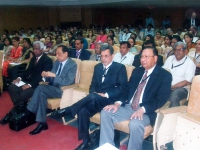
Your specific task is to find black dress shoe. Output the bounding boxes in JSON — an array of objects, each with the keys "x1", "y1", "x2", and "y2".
[
  {"x1": 0, "y1": 114, "x2": 10, "y2": 125},
  {"x1": 51, "y1": 108, "x2": 69, "y2": 118},
  {"x1": 29, "y1": 123, "x2": 48, "y2": 135},
  {"x1": 74, "y1": 143, "x2": 88, "y2": 150}
]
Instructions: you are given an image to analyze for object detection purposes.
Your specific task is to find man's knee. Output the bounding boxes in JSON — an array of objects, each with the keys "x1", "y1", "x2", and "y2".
[
  {"x1": 78, "y1": 107, "x2": 90, "y2": 117},
  {"x1": 129, "y1": 119, "x2": 144, "y2": 132},
  {"x1": 87, "y1": 93, "x2": 98, "y2": 99},
  {"x1": 101, "y1": 109, "x2": 109, "y2": 118}
]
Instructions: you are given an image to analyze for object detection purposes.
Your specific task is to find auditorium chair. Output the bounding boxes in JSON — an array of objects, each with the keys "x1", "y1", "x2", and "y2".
[
  {"x1": 114, "y1": 44, "x2": 120, "y2": 47},
  {"x1": 189, "y1": 48, "x2": 196, "y2": 53},
  {"x1": 155, "y1": 40, "x2": 162, "y2": 46},
  {"x1": 156, "y1": 75, "x2": 200, "y2": 150},
  {"x1": 135, "y1": 40, "x2": 143, "y2": 46},
  {"x1": 85, "y1": 38, "x2": 91, "y2": 49},
  {"x1": 113, "y1": 45, "x2": 120, "y2": 54},
  {"x1": 156, "y1": 46, "x2": 162, "y2": 55},
  {"x1": 87, "y1": 49, "x2": 95, "y2": 55},
  {"x1": 46, "y1": 58, "x2": 81, "y2": 124},
  {"x1": 135, "y1": 45, "x2": 142, "y2": 53}
]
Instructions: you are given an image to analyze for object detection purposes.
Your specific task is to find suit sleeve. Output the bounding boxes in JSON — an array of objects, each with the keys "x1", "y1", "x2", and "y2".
[
  {"x1": 53, "y1": 61, "x2": 77, "y2": 86},
  {"x1": 140, "y1": 71, "x2": 172, "y2": 113},
  {"x1": 106, "y1": 65, "x2": 128, "y2": 98},
  {"x1": 28, "y1": 56, "x2": 53, "y2": 87}
]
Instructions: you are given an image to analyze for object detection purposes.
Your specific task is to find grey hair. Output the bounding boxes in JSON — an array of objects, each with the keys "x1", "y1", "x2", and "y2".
[
  {"x1": 100, "y1": 43, "x2": 114, "y2": 54},
  {"x1": 174, "y1": 41, "x2": 187, "y2": 50},
  {"x1": 33, "y1": 41, "x2": 44, "y2": 50},
  {"x1": 95, "y1": 42, "x2": 103, "y2": 47}
]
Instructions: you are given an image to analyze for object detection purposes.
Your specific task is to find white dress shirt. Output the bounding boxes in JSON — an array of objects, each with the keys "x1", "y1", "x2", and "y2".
[
  {"x1": 113, "y1": 52, "x2": 135, "y2": 66},
  {"x1": 122, "y1": 33, "x2": 131, "y2": 41},
  {"x1": 163, "y1": 55, "x2": 196, "y2": 88},
  {"x1": 56, "y1": 58, "x2": 68, "y2": 76}
]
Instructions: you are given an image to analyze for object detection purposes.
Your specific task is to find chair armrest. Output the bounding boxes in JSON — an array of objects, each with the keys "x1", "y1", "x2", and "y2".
[
  {"x1": 39, "y1": 82, "x2": 49, "y2": 85},
  {"x1": 155, "y1": 101, "x2": 171, "y2": 113},
  {"x1": 61, "y1": 83, "x2": 79, "y2": 91},
  {"x1": 160, "y1": 106, "x2": 187, "y2": 115}
]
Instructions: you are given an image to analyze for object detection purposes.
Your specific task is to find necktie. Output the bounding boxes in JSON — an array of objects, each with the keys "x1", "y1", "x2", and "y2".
[
  {"x1": 76, "y1": 51, "x2": 80, "y2": 58},
  {"x1": 131, "y1": 71, "x2": 148, "y2": 110},
  {"x1": 35, "y1": 57, "x2": 38, "y2": 64},
  {"x1": 96, "y1": 55, "x2": 101, "y2": 61},
  {"x1": 57, "y1": 63, "x2": 63, "y2": 76}
]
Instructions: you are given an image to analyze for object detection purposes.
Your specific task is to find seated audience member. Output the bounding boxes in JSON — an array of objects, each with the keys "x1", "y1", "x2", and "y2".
[
  {"x1": 166, "y1": 28, "x2": 174, "y2": 36},
  {"x1": 162, "y1": 16, "x2": 171, "y2": 29},
  {"x1": 109, "y1": 30, "x2": 119, "y2": 44},
  {"x1": 51, "y1": 44, "x2": 128, "y2": 150},
  {"x1": 2, "y1": 37, "x2": 23, "y2": 77},
  {"x1": 121, "y1": 27, "x2": 131, "y2": 41},
  {"x1": 115, "y1": 27, "x2": 123, "y2": 42},
  {"x1": 8, "y1": 38, "x2": 34, "y2": 81},
  {"x1": 128, "y1": 37, "x2": 138, "y2": 53},
  {"x1": 99, "y1": 46, "x2": 172, "y2": 150},
  {"x1": 183, "y1": 11, "x2": 200, "y2": 30},
  {"x1": 135, "y1": 27, "x2": 144, "y2": 41},
  {"x1": 69, "y1": 38, "x2": 91, "y2": 60},
  {"x1": 33, "y1": 35, "x2": 40, "y2": 42},
  {"x1": 189, "y1": 26, "x2": 200, "y2": 38},
  {"x1": 76, "y1": 31, "x2": 88, "y2": 49},
  {"x1": 89, "y1": 36, "x2": 96, "y2": 49},
  {"x1": 145, "y1": 12, "x2": 155, "y2": 28},
  {"x1": 144, "y1": 24, "x2": 155, "y2": 37},
  {"x1": 67, "y1": 31, "x2": 75, "y2": 49},
  {"x1": 144, "y1": 34, "x2": 154, "y2": 42},
  {"x1": 188, "y1": 39, "x2": 200, "y2": 75},
  {"x1": 167, "y1": 35, "x2": 183, "y2": 58},
  {"x1": 154, "y1": 30, "x2": 164, "y2": 46},
  {"x1": 23, "y1": 45, "x2": 77, "y2": 135},
  {"x1": 132, "y1": 40, "x2": 164, "y2": 67},
  {"x1": 48, "y1": 35, "x2": 65, "y2": 56},
  {"x1": 163, "y1": 42, "x2": 195, "y2": 107},
  {"x1": 0, "y1": 41, "x2": 52, "y2": 125},
  {"x1": 161, "y1": 35, "x2": 173, "y2": 57},
  {"x1": 130, "y1": 33, "x2": 137, "y2": 40},
  {"x1": 95, "y1": 29, "x2": 107, "y2": 43},
  {"x1": 87, "y1": 29, "x2": 95, "y2": 40},
  {"x1": 113, "y1": 41, "x2": 135, "y2": 65},
  {"x1": 107, "y1": 36, "x2": 120, "y2": 53},
  {"x1": 184, "y1": 33, "x2": 196, "y2": 54},
  {"x1": 89, "y1": 42, "x2": 102, "y2": 61},
  {"x1": 43, "y1": 36, "x2": 53, "y2": 53},
  {"x1": 3, "y1": 37, "x2": 13, "y2": 58}
]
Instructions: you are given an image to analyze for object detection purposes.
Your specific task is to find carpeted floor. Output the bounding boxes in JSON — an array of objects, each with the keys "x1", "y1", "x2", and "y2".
[{"x1": 0, "y1": 92, "x2": 173, "y2": 150}]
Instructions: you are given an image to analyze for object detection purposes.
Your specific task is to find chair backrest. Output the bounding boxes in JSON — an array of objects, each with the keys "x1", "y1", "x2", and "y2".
[
  {"x1": 125, "y1": 65, "x2": 135, "y2": 80},
  {"x1": 79, "y1": 60, "x2": 99, "y2": 90},
  {"x1": 156, "y1": 46, "x2": 162, "y2": 55},
  {"x1": 135, "y1": 45, "x2": 142, "y2": 53},
  {"x1": 87, "y1": 49, "x2": 95, "y2": 55},
  {"x1": 187, "y1": 75, "x2": 200, "y2": 117},
  {"x1": 113, "y1": 45, "x2": 120, "y2": 54},
  {"x1": 114, "y1": 44, "x2": 120, "y2": 47},
  {"x1": 135, "y1": 40, "x2": 143, "y2": 46},
  {"x1": 85, "y1": 38, "x2": 91, "y2": 49},
  {"x1": 189, "y1": 48, "x2": 196, "y2": 52},
  {"x1": 71, "y1": 58, "x2": 82, "y2": 84},
  {"x1": 0, "y1": 51, "x2": 4, "y2": 67},
  {"x1": 48, "y1": 56, "x2": 57, "y2": 63}
]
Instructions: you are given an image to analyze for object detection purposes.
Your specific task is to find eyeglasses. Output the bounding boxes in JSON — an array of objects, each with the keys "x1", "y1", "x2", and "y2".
[
  {"x1": 174, "y1": 48, "x2": 184, "y2": 53},
  {"x1": 140, "y1": 55, "x2": 154, "y2": 59},
  {"x1": 101, "y1": 55, "x2": 111, "y2": 59}
]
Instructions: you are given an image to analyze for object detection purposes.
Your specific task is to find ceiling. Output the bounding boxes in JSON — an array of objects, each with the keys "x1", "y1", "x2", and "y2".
[{"x1": 0, "y1": 0, "x2": 200, "y2": 7}]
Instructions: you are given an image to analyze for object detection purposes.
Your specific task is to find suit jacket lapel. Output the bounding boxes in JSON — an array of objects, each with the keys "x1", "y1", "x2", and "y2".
[
  {"x1": 102, "y1": 62, "x2": 115, "y2": 83},
  {"x1": 97, "y1": 64, "x2": 104, "y2": 84}
]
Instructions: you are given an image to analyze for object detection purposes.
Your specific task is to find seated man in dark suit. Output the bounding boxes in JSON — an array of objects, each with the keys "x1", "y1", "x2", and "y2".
[
  {"x1": 24, "y1": 45, "x2": 77, "y2": 135},
  {"x1": 0, "y1": 41, "x2": 53, "y2": 125},
  {"x1": 99, "y1": 46, "x2": 172, "y2": 150},
  {"x1": 69, "y1": 38, "x2": 91, "y2": 60},
  {"x1": 132, "y1": 40, "x2": 164, "y2": 67},
  {"x1": 51, "y1": 44, "x2": 128, "y2": 150}
]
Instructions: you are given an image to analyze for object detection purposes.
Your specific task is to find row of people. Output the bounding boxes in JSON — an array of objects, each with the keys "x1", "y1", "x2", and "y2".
[{"x1": 0, "y1": 39, "x2": 197, "y2": 149}]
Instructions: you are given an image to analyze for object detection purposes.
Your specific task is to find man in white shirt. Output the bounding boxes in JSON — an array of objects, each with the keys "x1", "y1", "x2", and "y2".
[
  {"x1": 121, "y1": 28, "x2": 131, "y2": 41},
  {"x1": 113, "y1": 41, "x2": 135, "y2": 65},
  {"x1": 163, "y1": 42, "x2": 196, "y2": 107}
]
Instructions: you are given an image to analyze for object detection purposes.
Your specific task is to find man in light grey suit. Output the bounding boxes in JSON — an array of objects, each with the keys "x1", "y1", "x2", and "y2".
[
  {"x1": 89, "y1": 42, "x2": 102, "y2": 61},
  {"x1": 25, "y1": 45, "x2": 77, "y2": 135}
]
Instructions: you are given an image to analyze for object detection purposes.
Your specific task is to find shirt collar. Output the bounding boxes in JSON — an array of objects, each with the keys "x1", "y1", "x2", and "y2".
[
  {"x1": 36, "y1": 54, "x2": 43, "y2": 61},
  {"x1": 145, "y1": 65, "x2": 156, "y2": 76},
  {"x1": 104, "y1": 61, "x2": 113, "y2": 69},
  {"x1": 60, "y1": 58, "x2": 68, "y2": 66}
]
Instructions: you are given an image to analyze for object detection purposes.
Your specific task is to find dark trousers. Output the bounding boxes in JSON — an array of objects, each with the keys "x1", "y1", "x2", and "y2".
[
  {"x1": 8, "y1": 84, "x2": 35, "y2": 106},
  {"x1": 70, "y1": 93, "x2": 111, "y2": 141},
  {"x1": 8, "y1": 64, "x2": 27, "y2": 81}
]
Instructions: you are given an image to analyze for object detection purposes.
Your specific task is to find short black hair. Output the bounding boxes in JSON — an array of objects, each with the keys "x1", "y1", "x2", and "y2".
[
  {"x1": 12, "y1": 37, "x2": 20, "y2": 41},
  {"x1": 100, "y1": 44, "x2": 114, "y2": 55},
  {"x1": 57, "y1": 45, "x2": 69, "y2": 53},
  {"x1": 3, "y1": 37, "x2": 12, "y2": 45},
  {"x1": 23, "y1": 38, "x2": 32, "y2": 46},
  {"x1": 75, "y1": 37, "x2": 84, "y2": 44},
  {"x1": 140, "y1": 46, "x2": 158, "y2": 56},
  {"x1": 55, "y1": 35, "x2": 63, "y2": 42},
  {"x1": 120, "y1": 41, "x2": 131, "y2": 48}
]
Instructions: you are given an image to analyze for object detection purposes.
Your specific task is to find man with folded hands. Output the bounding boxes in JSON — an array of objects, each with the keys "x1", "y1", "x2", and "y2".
[
  {"x1": 51, "y1": 44, "x2": 128, "y2": 150},
  {"x1": 24, "y1": 45, "x2": 77, "y2": 135},
  {"x1": 0, "y1": 41, "x2": 52, "y2": 125}
]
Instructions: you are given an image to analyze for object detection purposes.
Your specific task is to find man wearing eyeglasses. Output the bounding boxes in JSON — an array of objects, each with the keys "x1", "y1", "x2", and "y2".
[
  {"x1": 99, "y1": 46, "x2": 172, "y2": 150},
  {"x1": 163, "y1": 41, "x2": 196, "y2": 107},
  {"x1": 51, "y1": 44, "x2": 127, "y2": 150}
]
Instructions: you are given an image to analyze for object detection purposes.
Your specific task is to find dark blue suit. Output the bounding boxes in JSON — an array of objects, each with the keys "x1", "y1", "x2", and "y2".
[
  {"x1": 126, "y1": 65, "x2": 172, "y2": 125},
  {"x1": 69, "y1": 48, "x2": 91, "y2": 60},
  {"x1": 70, "y1": 62, "x2": 128, "y2": 141}
]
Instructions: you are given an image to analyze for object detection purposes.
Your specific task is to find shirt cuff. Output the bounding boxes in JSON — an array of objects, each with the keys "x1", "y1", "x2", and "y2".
[
  {"x1": 115, "y1": 101, "x2": 122, "y2": 107},
  {"x1": 17, "y1": 77, "x2": 21, "y2": 81},
  {"x1": 141, "y1": 106, "x2": 146, "y2": 113},
  {"x1": 27, "y1": 84, "x2": 32, "y2": 87},
  {"x1": 105, "y1": 93, "x2": 109, "y2": 98}
]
